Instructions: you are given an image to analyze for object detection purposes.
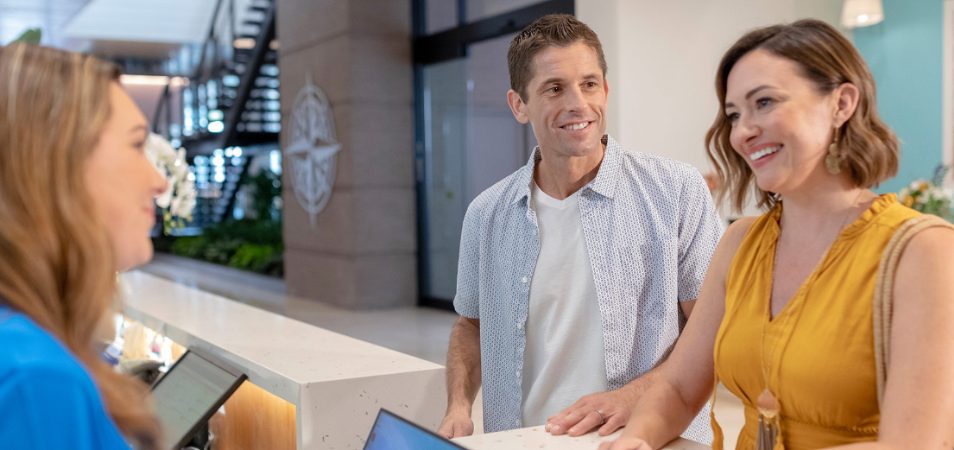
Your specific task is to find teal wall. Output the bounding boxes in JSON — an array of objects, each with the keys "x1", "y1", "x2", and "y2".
[{"x1": 853, "y1": 0, "x2": 944, "y2": 192}]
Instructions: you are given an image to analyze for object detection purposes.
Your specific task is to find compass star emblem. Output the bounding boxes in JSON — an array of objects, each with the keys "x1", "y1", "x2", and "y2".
[{"x1": 286, "y1": 76, "x2": 341, "y2": 227}]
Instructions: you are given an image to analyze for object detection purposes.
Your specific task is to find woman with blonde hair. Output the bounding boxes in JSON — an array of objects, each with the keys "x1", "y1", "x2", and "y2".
[
  {"x1": 0, "y1": 43, "x2": 167, "y2": 448},
  {"x1": 604, "y1": 19, "x2": 954, "y2": 450}
]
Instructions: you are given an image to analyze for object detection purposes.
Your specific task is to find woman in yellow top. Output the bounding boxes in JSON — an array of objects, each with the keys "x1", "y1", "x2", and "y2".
[{"x1": 603, "y1": 19, "x2": 954, "y2": 450}]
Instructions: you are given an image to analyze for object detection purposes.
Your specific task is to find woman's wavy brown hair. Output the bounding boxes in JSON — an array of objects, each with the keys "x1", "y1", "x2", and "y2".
[
  {"x1": 705, "y1": 19, "x2": 899, "y2": 212},
  {"x1": 0, "y1": 44, "x2": 160, "y2": 448}
]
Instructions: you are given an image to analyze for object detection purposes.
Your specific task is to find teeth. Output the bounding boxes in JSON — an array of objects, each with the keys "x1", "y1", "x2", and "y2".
[
  {"x1": 564, "y1": 122, "x2": 589, "y2": 131},
  {"x1": 750, "y1": 146, "x2": 780, "y2": 161}
]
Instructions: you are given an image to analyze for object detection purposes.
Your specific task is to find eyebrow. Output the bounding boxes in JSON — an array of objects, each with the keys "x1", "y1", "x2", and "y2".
[
  {"x1": 539, "y1": 77, "x2": 564, "y2": 88},
  {"x1": 724, "y1": 85, "x2": 774, "y2": 109},
  {"x1": 537, "y1": 74, "x2": 602, "y2": 89}
]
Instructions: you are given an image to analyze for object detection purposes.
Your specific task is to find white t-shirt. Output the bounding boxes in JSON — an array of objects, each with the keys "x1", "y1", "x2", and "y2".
[{"x1": 521, "y1": 183, "x2": 609, "y2": 426}]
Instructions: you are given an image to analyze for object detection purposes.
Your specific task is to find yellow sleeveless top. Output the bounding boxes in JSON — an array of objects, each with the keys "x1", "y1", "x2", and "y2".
[{"x1": 712, "y1": 194, "x2": 919, "y2": 450}]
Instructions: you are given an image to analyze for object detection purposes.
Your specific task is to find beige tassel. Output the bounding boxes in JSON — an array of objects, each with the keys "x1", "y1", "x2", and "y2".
[{"x1": 756, "y1": 389, "x2": 783, "y2": 450}]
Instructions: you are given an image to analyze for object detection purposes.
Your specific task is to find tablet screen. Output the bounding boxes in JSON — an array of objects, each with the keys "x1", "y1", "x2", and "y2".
[
  {"x1": 151, "y1": 350, "x2": 246, "y2": 448},
  {"x1": 364, "y1": 409, "x2": 465, "y2": 450}
]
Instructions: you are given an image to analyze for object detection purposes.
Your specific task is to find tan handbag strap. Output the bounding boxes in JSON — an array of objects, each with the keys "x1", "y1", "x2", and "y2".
[
  {"x1": 873, "y1": 214, "x2": 954, "y2": 406},
  {"x1": 709, "y1": 375, "x2": 725, "y2": 450}
]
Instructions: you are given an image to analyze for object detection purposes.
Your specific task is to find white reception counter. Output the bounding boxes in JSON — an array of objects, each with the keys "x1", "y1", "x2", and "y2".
[
  {"x1": 455, "y1": 426, "x2": 708, "y2": 450},
  {"x1": 120, "y1": 271, "x2": 446, "y2": 449}
]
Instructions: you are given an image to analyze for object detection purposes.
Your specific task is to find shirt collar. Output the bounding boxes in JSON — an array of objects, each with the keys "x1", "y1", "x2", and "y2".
[{"x1": 511, "y1": 134, "x2": 622, "y2": 205}]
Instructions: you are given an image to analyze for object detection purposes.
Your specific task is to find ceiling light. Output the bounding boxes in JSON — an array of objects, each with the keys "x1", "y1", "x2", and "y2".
[
  {"x1": 233, "y1": 38, "x2": 255, "y2": 49},
  {"x1": 120, "y1": 75, "x2": 189, "y2": 87},
  {"x1": 842, "y1": 0, "x2": 884, "y2": 29}
]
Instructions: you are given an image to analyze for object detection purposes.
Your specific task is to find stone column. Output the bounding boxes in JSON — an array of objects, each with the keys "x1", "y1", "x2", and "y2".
[{"x1": 276, "y1": 0, "x2": 416, "y2": 308}]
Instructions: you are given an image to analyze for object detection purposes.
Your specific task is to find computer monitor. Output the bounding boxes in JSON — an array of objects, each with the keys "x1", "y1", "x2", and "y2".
[
  {"x1": 150, "y1": 350, "x2": 247, "y2": 449},
  {"x1": 364, "y1": 409, "x2": 466, "y2": 450}
]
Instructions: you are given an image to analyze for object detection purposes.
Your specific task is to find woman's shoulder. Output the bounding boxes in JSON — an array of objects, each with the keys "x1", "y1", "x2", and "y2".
[
  {"x1": 896, "y1": 217, "x2": 954, "y2": 272},
  {"x1": 702, "y1": 215, "x2": 761, "y2": 281},
  {"x1": 875, "y1": 196, "x2": 921, "y2": 223},
  {"x1": 0, "y1": 310, "x2": 92, "y2": 388},
  {"x1": 723, "y1": 216, "x2": 762, "y2": 249},
  {"x1": 0, "y1": 310, "x2": 129, "y2": 448}
]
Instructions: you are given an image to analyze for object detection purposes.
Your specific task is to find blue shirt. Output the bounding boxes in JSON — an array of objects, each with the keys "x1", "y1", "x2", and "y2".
[
  {"x1": 454, "y1": 136, "x2": 722, "y2": 441},
  {"x1": 0, "y1": 305, "x2": 131, "y2": 449}
]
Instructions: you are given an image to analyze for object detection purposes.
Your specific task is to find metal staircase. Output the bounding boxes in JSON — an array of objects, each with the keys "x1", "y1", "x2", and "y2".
[{"x1": 151, "y1": 0, "x2": 280, "y2": 229}]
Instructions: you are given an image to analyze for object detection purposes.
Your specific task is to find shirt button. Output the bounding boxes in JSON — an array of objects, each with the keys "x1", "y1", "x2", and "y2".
[
  {"x1": 517, "y1": 322, "x2": 523, "y2": 330},
  {"x1": 516, "y1": 370, "x2": 521, "y2": 377},
  {"x1": 520, "y1": 276, "x2": 529, "y2": 283}
]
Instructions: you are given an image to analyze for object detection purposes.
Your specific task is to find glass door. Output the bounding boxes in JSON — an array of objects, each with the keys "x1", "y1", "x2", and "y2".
[{"x1": 414, "y1": 0, "x2": 573, "y2": 307}]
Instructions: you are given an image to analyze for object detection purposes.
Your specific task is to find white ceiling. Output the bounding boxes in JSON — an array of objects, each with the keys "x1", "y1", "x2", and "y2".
[
  {"x1": 0, "y1": 0, "x2": 90, "y2": 49},
  {"x1": 0, "y1": 0, "x2": 239, "y2": 58},
  {"x1": 64, "y1": 0, "x2": 217, "y2": 44}
]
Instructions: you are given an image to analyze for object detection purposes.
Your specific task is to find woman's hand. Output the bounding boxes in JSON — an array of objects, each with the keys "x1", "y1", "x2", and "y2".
[{"x1": 545, "y1": 386, "x2": 639, "y2": 436}]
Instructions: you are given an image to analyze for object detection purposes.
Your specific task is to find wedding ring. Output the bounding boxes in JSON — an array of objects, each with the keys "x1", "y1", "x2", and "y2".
[{"x1": 594, "y1": 409, "x2": 606, "y2": 425}]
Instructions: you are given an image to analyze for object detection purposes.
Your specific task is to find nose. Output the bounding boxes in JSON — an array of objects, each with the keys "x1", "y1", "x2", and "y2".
[
  {"x1": 731, "y1": 113, "x2": 760, "y2": 149},
  {"x1": 563, "y1": 84, "x2": 586, "y2": 113},
  {"x1": 151, "y1": 162, "x2": 170, "y2": 196}
]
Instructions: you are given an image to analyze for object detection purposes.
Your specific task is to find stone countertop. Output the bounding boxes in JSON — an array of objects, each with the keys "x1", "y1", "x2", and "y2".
[
  {"x1": 120, "y1": 271, "x2": 443, "y2": 404},
  {"x1": 454, "y1": 426, "x2": 709, "y2": 450}
]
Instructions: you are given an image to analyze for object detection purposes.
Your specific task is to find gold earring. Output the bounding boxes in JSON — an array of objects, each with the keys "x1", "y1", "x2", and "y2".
[{"x1": 825, "y1": 126, "x2": 842, "y2": 175}]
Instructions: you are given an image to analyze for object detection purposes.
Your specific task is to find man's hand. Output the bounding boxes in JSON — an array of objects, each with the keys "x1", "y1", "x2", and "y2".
[
  {"x1": 545, "y1": 388, "x2": 638, "y2": 437},
  {"x1": 598, "y1": 436, "x2": 653, "y2": 450},
  {"x1": 437, "y1": 409, "x2": 474, "y2": 439}
]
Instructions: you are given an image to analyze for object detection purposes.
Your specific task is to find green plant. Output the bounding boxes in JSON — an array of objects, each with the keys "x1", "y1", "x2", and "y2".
[
  {"x1": 170, "y1": 236, "x2": 209, "y2": 259},
  {"x1": 201, "y1": 237, "x2": 244, "y2": 264},
  {"x1": 247, "y1": 170, "x2": 281, "y2": 221},
  {"x1": 201, "y1": 219, "x2": 282, "y2": 245},
  {"x1": 11, "y1": 28, "x2": 41, "y2": 44},
  {"x1": 164, "y1": 219, "x2": 283, "y2": 276},
  {"x1": 228, "y1": 243, "x2": 283, "y2": 273},
  {"x1": 159, "y1": 162, "x2": 283, "y2": 275}
]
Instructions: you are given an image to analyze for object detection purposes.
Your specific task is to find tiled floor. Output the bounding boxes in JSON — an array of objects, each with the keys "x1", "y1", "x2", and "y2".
[{"x1": 141, "y1": 254, "x2": 744, "y2": 447}]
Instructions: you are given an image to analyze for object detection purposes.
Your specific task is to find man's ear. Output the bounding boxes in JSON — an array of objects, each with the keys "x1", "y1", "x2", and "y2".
[{"x1": 507, "y1": 89, "x2": 529, "y2": 124}]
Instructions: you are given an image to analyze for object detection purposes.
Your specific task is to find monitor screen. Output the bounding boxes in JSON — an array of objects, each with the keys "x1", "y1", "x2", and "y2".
[
  {"x1": 364, "y1": 409, "x2": 465, "y2": 450},
  {"x1": 150, "y1": 350, "x2": 247, "y2": 449}
]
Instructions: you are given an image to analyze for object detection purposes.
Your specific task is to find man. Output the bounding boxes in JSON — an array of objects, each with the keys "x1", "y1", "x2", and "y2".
[{"x1": 437, "y1": 14, "x2": 722, "y2": 443}]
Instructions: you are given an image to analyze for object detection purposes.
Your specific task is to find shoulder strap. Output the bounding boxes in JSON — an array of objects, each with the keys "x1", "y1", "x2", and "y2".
[
  {"x1": 873, "y1": 214, "x2": 954, "y2": 406},
  {"x1": 709, "y1": 376, "x2": 725, "y2": 450}
]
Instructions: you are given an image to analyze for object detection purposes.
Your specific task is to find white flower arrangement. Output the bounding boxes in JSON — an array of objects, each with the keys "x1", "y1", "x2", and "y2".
[
  {"x1": 145, "y1": 133, "x2": 197, "y2": 233},
  {"x1": 898, "y1": 165, "x2": 954, "y2": 221}
]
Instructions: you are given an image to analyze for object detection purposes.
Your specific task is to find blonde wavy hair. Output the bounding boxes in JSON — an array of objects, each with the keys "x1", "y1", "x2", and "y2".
[
  {"x1": 0, "y1": 44, "x2": 160, "y2": 448},
  {"x1": 705, "y1": 19, "x2": 898, "y2": 212}
]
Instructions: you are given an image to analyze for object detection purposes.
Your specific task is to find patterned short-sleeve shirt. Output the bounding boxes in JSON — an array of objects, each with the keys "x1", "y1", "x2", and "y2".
[{"x1": 454, "y1": 135, "x2": 723, "y2": 442}]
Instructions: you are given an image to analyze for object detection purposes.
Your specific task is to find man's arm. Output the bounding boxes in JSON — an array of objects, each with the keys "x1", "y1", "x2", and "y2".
[
  {"x1": 676, "y1": 168, "x2": 724, "y2": 304},
  {"x1": 438, "y1": 316, "x2": 481, "y2": 438},
  {"x1": 440, "y1": 193, "x2": 485, "y2": 438}
]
